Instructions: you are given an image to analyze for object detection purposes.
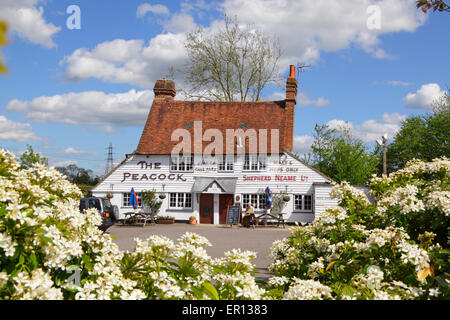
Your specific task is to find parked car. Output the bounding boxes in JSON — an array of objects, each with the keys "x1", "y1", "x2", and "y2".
[{"x1": 79, "y1": 197, "x2": 119, "y2": 231}]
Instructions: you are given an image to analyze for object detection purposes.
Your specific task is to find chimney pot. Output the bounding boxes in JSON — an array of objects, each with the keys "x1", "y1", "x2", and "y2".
[
  {"x1": 154, "y1": 79, "x2": 176, "y2": 99},
  {"x1": 289, "y1": 65, "x2": 296, "y2": 78}
]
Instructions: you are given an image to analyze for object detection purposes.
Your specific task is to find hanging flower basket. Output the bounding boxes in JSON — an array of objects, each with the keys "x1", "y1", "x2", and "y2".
[
  {"x1": 106, "y1": 193, "x2": 113, "y2": 199},
  {"x1": 159, "y1": 193, "x2": 166, "y2": 199},
  {"x1": 283, "y1": 195, "x2": 290, "y2": 202}
]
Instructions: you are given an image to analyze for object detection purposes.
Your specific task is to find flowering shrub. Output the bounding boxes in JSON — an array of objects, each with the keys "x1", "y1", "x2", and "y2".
[
  {"x1": 121, "y1": 234, "x2": 264, "y2": 300},
  {"x1": 0, "y1": 149, "x2": 145, "y2": 299},
  {"x1": 0, "y1": 149, "x2": 262, "y2": 300},
  {"x1": 268, "y1": 157, "x2": 449, "y2": 300},
  {"x1": 2, "y1": 147, "x2": 448, "y2": 300}
]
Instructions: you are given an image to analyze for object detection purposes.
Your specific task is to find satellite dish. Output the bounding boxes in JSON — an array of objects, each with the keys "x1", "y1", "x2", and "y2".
[{"x1": 376, "y1": 140, "x2": 383, "y2": 146}]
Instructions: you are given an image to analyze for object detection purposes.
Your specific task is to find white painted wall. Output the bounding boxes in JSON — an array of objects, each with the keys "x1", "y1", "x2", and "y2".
[{"x1": 91, "y1": 152, "x2": 337, "y2": 223}]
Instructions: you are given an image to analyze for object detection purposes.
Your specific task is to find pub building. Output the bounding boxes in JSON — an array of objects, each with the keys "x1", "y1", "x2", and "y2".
[{"x1": 91, "y1": 66, "x2": 338, "y2": 224}]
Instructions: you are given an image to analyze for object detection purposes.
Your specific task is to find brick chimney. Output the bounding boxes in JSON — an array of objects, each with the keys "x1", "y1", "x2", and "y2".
[
  {"x1": 286, "y1": 65, "x2": 298, "y2": 102},
  {"x1": 284, "y1": 65, "x2": 298, "y2": 152},
  {"x1": 153, "y1": 79, "x2": 176, "y2": 100}
]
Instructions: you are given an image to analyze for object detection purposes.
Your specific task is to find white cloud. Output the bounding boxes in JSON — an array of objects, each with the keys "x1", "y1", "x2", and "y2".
[
  {"x1": 50, "y1": 160, "x2": 78, "y2": 168},
  {"x1": 137, "y1": 3, "x2": 170, "y2": 18},
  {"x1": 0, "y1": 0, "x2": 61, "y2": 48},
  {"x1": 62, "y1": 147, "x2": 89, "y2": 156},
  {"x1": 162, "y1": 13, "x2": 197, "y2": 33},
  {"x1": 60, "y1": 33, "x2": 188, "y2": 88},
  {"x1": 293, "y1": 135, "x2": 315, "y2": 155},
  {"x1": 222, "y1": 0, "x2": 427, "y2": 63},
  {"x1": 60, "y1": 0, "x2": 427, "y2": 89},
  {"x1": 6, "y1": 89, "x2": 154, "y2": 127},
  {"x1": 326, "y1": 112, "x2": 407, "y2": 142},
  {"x1": 298, "y1": 92, "x2": 331, "y2": 107},
  {"x1": 0, "y1": 115, "x2": 40, "y2": 142},
  {"x1": 293, "y1": 112, "x2": 407, "y2": 155},
  {"x1": 403, "y1": 83, "x2": 445, "y2": 110}
]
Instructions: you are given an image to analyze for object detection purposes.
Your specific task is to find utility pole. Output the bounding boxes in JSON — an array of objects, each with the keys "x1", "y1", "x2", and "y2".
[
  {"x1": 376, "y1": 134, "x2": 388, "y2": 175},
  {"x1": 105, "y1": 143, "x2": 114, "y2": 176}
]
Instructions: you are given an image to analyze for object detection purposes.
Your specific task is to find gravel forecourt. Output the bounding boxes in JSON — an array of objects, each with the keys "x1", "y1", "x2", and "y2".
[{"x1": 107, "y1": 222, "x2": 292, "y2": 280}]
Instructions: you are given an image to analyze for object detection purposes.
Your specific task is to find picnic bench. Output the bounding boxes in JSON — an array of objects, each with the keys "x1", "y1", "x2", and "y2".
[
  {"x1": 253, "y1": 211, "x2": 285, "y2": 228},
  {"x1": 123, "y1": 211, "x2": 156, "y2": 227}
]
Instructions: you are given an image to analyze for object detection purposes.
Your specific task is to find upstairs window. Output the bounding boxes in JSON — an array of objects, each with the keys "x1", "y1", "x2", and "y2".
[
  {"x1": 218, "y1": 155, "x2": 234, "y2": 172},
  {"x1": 243, "y1": 155, "x2": 266, "y2": 171},
  {"x1": 170, "y1": 155, "x2": 193, "y2": 172}
]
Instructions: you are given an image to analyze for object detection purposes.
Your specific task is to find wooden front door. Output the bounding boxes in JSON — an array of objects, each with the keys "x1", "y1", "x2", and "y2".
[
  {"x1": 200, "y1": 194, "x2": 214, "y2": 224},
  {"x1": 219, "y1": 194, "x2": 234, "y2": 224}
]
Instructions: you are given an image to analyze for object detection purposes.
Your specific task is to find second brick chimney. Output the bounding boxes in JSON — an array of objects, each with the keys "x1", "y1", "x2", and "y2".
[
  {"x1": 286, "y1": 65, "x2": 298, "y2": 102},
  {"x1": 284, "y1": 65, "x2": 298, "y2": 152}
]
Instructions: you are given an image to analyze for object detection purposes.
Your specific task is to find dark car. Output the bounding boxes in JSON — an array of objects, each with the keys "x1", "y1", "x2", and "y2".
[{"x1": 79, "y1": 197, "x2": 119, "y2": 231}]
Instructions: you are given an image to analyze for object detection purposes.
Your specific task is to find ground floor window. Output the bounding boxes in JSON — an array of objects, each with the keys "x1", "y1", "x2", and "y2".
[
  {"x1": 122, "y1": 192, "x2": 142, "y2": 207},
  {"x1": 242, "y1": 194, "x2": 266, "y2": 210},
  {"x1": 294, "y1": 194, "x2": 313, "y2": 212},
  {"x1": 169, "y1": 193, "x2": 192, "y2": 209}
]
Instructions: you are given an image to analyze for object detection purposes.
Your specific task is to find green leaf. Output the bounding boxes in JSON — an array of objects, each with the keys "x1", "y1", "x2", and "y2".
[
  {"x1": 342, "y1": 284, "x2": 354, "y2": 297},
  {"x1": 201, "y1": 282, "x2": 219, "y2": 300},
  {"x1": 82, "y1": 254, "x2": 92, "y2": 271}
]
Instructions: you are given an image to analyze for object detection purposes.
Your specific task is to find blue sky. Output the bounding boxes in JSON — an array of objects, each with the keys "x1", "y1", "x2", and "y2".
[{"x1": 0, "y1": 0, "x2": 448, "y2": 175}]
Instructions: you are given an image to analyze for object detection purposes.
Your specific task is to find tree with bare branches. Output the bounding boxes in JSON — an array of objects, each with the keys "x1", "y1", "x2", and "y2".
[{"x1": 180, "y1": 15, "x2": 282, "y2": 102}]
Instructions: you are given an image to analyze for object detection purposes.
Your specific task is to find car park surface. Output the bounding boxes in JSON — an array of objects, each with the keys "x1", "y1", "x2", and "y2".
[{"x1": 107, "y1": 222, "x2": 292, "y2": 280}]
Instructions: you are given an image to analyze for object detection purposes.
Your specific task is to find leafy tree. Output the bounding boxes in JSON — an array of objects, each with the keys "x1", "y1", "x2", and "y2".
[
  {"x1": 387, "y1": 91, "x2": 450, "y2": 171},
  {"x1": 308, "y1": 124, "x2": 380, "y2": 185},
  {"x1": 180, "y1": 14, "x2": 281, "y2": 102},
  {"x1": 417, "y1": 0, "x2": 449, "y2": 13},
  {"x1": 18, "y1": 144, "x2": 49, "y2": 169},
  {"x1": 0, "y1": 20, "x2": 8, "y2": 74},
  {"x1": 54, "y1": 164, "x2": 100, "y2": 186}
]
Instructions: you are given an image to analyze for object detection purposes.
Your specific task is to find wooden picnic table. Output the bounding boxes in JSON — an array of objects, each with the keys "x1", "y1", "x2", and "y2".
[
  {"x1": 254, "y1": 211, "x2": 285, "y2": 228},
  {"x1": 123, "y1": 211, "x2": 156, "y2": 227}
]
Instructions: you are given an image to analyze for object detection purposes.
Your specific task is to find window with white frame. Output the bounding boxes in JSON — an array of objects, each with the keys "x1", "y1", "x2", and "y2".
[
  {"x1": 294, "y1": 194, "x2": 313, "y2": 212},
  {"x1": 170, "y1": 155, "x2": 193, "y2": 172},
  {"x1": 122, "y1": 192, "x2": 142, "y2": 207},
  {"x1": 169, "y1": 193, "x2": 192, "y2": 209},
  {"x1": 243, "y1": 154, "x2": 266, "y2": 171},
  {"x1": 242, "y1": 194, "x2": 266, "y2": 210},
  {"x1": 218, "y1": 155, "x2": 234, "y2": 172}
]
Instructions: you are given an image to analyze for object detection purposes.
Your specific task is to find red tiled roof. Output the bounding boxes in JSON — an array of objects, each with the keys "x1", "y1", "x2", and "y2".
[{"x1": 136, "y1": 70, "x2": 298, "y2": 155}]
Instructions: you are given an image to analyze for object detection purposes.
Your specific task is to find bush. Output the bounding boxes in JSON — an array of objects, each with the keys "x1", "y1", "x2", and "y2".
[
  {"x1": 267, "y1": 157, "x2": 449, "y2": 300},
  {"x1": 2, "y1": 147, "x2": 448, "y2": 300},
  {"x1": 0, "y1": 149, "x2": 144, "y2": 299},
  {"x1": 0, "y1": 148, "x2": 262, "y2": 300}
]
